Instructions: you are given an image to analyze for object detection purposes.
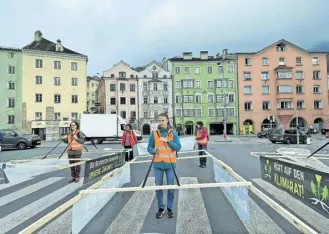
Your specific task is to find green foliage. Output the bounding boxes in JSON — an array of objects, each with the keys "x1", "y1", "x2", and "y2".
[
  {"x1": 311, "y1": 180, "x2": 318, "y2": 199},
  {"x1": 321, "y1": 185, "x2": 328, "y2": 201}
]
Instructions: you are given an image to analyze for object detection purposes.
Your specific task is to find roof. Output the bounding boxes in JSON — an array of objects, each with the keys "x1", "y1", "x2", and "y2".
[
  {"x1": 168, "y1": 53, "x2": 236, "y2": 62},
  {"x1": 274, "y1": 65, "x2": 294, "y2": 70},
  {"x1": 237, "y1": 39, "x2": 329, "y2": 55},
  {"x1": 87, "y1": 76, "x2": 101, "y2": 81},
  {"x1": 0, "y1": 46, "x2": 21, "y2": 52},
  {"x1": 136, "y1": 60, "x2": 168, "y2": 72}
]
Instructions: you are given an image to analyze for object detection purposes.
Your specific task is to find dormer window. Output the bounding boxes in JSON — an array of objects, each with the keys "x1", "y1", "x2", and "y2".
[
  {"x1": 276, "y1": 43, "x2": 287, "y2": 52},
  {"x1": 119, "y1": 72, "x2": 126, "y2": 78}
]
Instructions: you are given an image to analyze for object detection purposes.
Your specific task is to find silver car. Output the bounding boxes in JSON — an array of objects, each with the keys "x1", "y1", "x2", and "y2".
[{"x1": 0, "y1": 129, "x2": 41, "y2": 150}]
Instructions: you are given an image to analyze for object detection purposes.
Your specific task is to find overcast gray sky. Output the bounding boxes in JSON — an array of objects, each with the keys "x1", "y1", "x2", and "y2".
[{"x1": 1, "y1": 0, "x2": 328, "y2": 75}]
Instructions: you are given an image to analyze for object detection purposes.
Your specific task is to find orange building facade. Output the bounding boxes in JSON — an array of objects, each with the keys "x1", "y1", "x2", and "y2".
[{"x1": 237, "y1": 39, "x2": 329, "y2": 134}]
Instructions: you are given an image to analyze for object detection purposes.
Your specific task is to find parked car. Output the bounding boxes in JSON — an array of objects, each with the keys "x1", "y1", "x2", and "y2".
[
  {"x1": 268, "y1": 129, "x2": 308, "y2": 144},
  {"x1": 257, "y1": 129, "x2": 273, "y2": 138},
  {"x1": 0, "y1": 129, "x2": 41, "y2": 150}
]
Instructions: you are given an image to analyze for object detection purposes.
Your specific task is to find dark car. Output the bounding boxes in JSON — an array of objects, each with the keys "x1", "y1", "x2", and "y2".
[
  {"x1": 269, "y1": 129, "x2": 308, "y2": 144},
  {"x1": 257, "y1": 129, "x2": 273, "y2": 138},
  {"x1": 0, "y1": 129, "x2": 41, "y2": 150}
]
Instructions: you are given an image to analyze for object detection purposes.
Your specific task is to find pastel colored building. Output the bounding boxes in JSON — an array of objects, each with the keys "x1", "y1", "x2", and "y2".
[
  {"x1": 0, "y1": 47, "x2": 23, "y2": 130},
  {"x1": 136, "y1": 60, "x2": 173, "y2": 134},
  {"x1": 237, "y1": 39, "x2": 329, "y2": 134},
  {"x1": 168, "y1": 50, "x2": 239, "y2": 135},
  {"x1": 86, "y1": 76, "x2": 100, "y2": 113},
  {"x1": 98, "y1": 61, "x2": 139, "y2": 126},
  {"x1": 22, "y1": 31, "x2": 88, "y2": 140}
]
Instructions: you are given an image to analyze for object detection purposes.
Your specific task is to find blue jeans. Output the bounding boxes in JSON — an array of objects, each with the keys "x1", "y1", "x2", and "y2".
[{"x1": 154, "y1": 167, "x2": 175, "y2": 209}]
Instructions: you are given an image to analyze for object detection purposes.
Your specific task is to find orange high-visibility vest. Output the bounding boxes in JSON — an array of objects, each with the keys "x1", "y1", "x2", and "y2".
[
  {"x1": 154, "y1": 129, "x2": 176, "y2": 163},
  {"x1": 196, "y1": 128, "x2": 208, "y2": 145},
  {"x1": 67, "y1": 131, "x2": 83, "y2": 151}
]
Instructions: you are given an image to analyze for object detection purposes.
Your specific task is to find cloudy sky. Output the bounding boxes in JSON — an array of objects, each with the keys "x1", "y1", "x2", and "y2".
[{"x1": 1, "y1": 0, "x2": 329, "y2": 75}]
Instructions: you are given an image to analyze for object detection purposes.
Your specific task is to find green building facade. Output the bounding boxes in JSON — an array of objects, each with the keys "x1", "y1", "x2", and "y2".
[
  {"x1": 168, "y1": 50, "x2": 239, "y2": 135},
  {"x1": 0, "y1": 47, "x2": 23, "y2": 130}
]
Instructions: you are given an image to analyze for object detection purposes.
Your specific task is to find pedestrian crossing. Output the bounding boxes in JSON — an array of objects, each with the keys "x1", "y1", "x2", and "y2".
[{"x1": 0, "y1": 167, "x2": 325, "y2": 233}]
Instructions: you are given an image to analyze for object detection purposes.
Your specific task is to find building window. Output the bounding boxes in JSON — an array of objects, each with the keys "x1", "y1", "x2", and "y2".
[
  {"x1": 143, "y1": 97, "x2": 148, "y2": 104},
  {"x1": 296, "y1": 85, "x2": 304, "y2": 94},
  {"x1": 228, "y1": 80, "x2": 234, "y2": 88},
  {"x1": 35, "y1": 76, "x2": 42, "y2": 84},
  {"x1": 130, "y1": 98, "x2": 136, "y2": 105},
  {"x1": 244, "y1": 102, "x2": 252, "y2": 110},
  {"x1": 262, "y1": 101, "x2": 271, "y2": 110},
  {"x1": 244, "y1": 86, "x2": 252, "y2": 94},
  {"x1": 110, "y1": 98, "x2": 116, "y2": 105},
  {"x1": 195, "y1": 95, "x2": 201, "y2": 103},
  {"x1": 183, "y1": 95, "x2": 194, "y2": 103},
  {"x1": 163, "y1": 82, "x2": 168, "y2": 91},
  {"x1": 312, "y1": 57, "x2": 319, "y2": 65},
  {"x1": 71, "y1": 78, "x2": 78, "y2": 86},
  {"x1": 182, "y1": 80, "x2": 194, "y2": 88},
  {"x1": 313, "y1": 85, "x2": 321, "y2": 94},
  {"x1": 175, "y1": 96, "x2": 181, "y2": 103},
  {"x1": 71, "y1": 62, "x2": 78, "y2": 71},
  {"x1": 35, "y1": 112, "x2": 42, "y2": 120},
  {"x1": 278, "y1": 101, "x2": 293, "y2": 109},
  {"x1": 296, "y1": 57, "x2": 302, "y2": 65},
  {"x1": 208, "y1": 109, "x2": 215, "y2": 117},
  {"x1": 143, "y1": 82, "x2": 148, "y2": 91},
  {"x1": 297, "y1": 101, "x2": 305, "y2": 109},
  {"x1": 54, "y1": 77, "x2": 61, "y2": 86},
  {"x1": 194, "y1": 67, "x2": 200, "y2": 74},
  {"x1": 153, "y1": 83, "x2": 158, "y2": 91},
  {"x1": 35, "y1": 93, "x2": 42, "y2": 102},
  {"x1": 216, "y1": 95, "x2": 222, "y2": 103},
  {"x1": 120, "y1": 83, "x2": 126, "y2": 91},
  {"x1": 175, "y1": 81, "x2": 181, "y2": 89},
  {"x1": 195, "y1": 109, "x2": 202, "y2": 117},
  {"x1": 154, "y1": 96, "x2": 158, "y2": 104},
  {"x1": 8, "y1": 66, "x2": 15, "y2": 74},
  {"x1": 277, "y1": 85, "x2": 292, "y2": 93},
  {"x1": 175, "y1": 67, "x2": 180, "y2": 74},
  {"x1": 175, "y1": 109, "x2": 182, "y2": 117},
  {"x1": 71, "y1": 95, "x2": 78, "y2": 103},
  {"x1": 245, "y1": 58, "x2": 252, "y2": 66},
  {"x1": 54, "y1": 112, "x2": 61, "y2": 120},
  {"x1": 120, "y1": 97, "x2": 126, "y2": 105},
  {"x1": 54, "y1": 94, "x2": 61, "y2": 103},
  {"x1": 276, "y1": 44, "x2": 287, "y2": 51},
  {"x1": 217, "y1": 66, "x2": 224, "y2": 73},
  {"x1": 262, "y1": 85, "x2": 270, "y2": 94},
  {"x1": 279, "y1": 57, "x2": 285, "y2": 65},
  {"x1": 313, "y1": 71, "x2": 321, "y2": 80},
  {"x1": 154, "y1": 111, "x2": 159, "y2": 118},
  {"x1": 183, "y1": 109, "x2": 194, "y2": 117},
  {"x1": 54, "y1": 61, "x2": 61, "y2": 70},
  {"x1": 208, "y1": 94, "x2": 214, "y2": 103},
  {"x1": 110, "y1": 84, "x2": 116, "y2": 91},
  {"x1": 8, "y1": 52, "x2": 14, "y2": 58},
  {"x1": 184, "y1": 67, "x2": 190, "y2": 74},
  {"x1": 228, "y1": 94, "x2": 234, "y2": 102},
  {"x1": 8, "y1": 98, "x2": 15, "y2": 108},
  {"x1": 195, "y1": 81, "x2": 201, "y2": 89},
  {"x1": 276, "y1": 71, "x2": 291, "y2": 79},
  {"x1": 36, "y1": 59, "x2": 43, "y2": 68},
  {"x1": 119, "y1": 72, "x2": 126, "y2": 78},
  {"x1": 152, "y1": 71, "x2": 158, "y2": 78},
  {"x1": 144, "y1": 111, "x2": 148, "y2": 118},
  {"x1": 217, "y1": 108, "x2": 224, "y2": 117},
  {"x1": 8, "y1": 115, "x2": 15, "y2": 124},
  {"x1": 314, "y1": 100, "x2": 322, "y2": 109},
  {"x1": 164, "y1": 97, "x2": 168, "y2": 104},
  {"x1": 8, "y1": 81, "x2": 15, "y2": 90},
  {"x1": 228, "y1": 66, "x2": 234, "y2": 73},
  {"x1": 71, "y1": 112, "x2": 78, "y2": 120},
  {"x1": 243, "y1": 72, "x2": 251, "y2": 80},
  {"x1": 295, "y1": 71, "x2": 304, "y2": 80},
  {"x1": 207, "y1": 81, "x2": 214, "y2": 88},
  {"x1": 229, "y1": 108, "x2": 234, "y2": 116},
  {"x1": 208, "y1": 66, "x2": 212, "y2": 74},
  {"x1": 262, "y1": 57, "x2": 269, "y2": 65},
  {"x1": 130, "y1": 84, "x2": 136, "y2": 92}
]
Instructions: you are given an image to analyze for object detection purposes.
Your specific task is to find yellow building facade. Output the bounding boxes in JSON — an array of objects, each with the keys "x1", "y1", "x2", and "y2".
[{"x1": 22, "y1": 31, "x2": 88, "y2": 140}]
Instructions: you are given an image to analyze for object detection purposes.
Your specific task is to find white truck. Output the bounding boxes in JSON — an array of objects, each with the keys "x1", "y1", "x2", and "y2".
[{"x1": 80, "y1": 114, "x2": 142, "y2": 144}]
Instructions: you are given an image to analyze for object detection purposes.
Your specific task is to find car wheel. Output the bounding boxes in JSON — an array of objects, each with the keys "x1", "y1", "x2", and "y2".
[
  {"x1": 286, "y1": 138, "x2": 291, "y2": 144},
  {"x1": 91, "y1": 138, "x2": 100, "y2": 144},
  {"x1": 17, "y1": 142, "x2": 27, "y2": 150}
]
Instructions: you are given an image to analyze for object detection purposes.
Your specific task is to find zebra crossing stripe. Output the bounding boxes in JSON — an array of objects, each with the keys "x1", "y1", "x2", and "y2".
[
  {"x1": 176, "y1": 177, "x2": 212, "y2": 234},
  {"x1": 0, "y1": 178, "x2": 34, "y2": 191},
  {"x1": 0, "y1": 179, "x2": 82, "y2": 233},
  {"x1": 0, "y1": 177, "x2": 63, "y2": 207},
  {"x1": 37, "y1": 209, "x2": 72, "y2": 234},
  {"x1": 104, "y1": 177, "x2": 156, "y2": 234}
]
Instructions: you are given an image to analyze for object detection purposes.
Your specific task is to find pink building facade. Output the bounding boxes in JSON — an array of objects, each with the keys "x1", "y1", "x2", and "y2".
[
  {"x1": 98, "y1": 61, "x2": 139, "y2": 123},
  {"x1": 237, "y1": 39, "x2": 329, "y2": 134}
]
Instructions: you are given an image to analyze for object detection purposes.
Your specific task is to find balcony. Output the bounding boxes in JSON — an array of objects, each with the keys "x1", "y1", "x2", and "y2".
[
  {"x1": 142, "y1": 90, "x2": 169, "y2": 96},
  {"x1": 276, "y1": 108, "x2": 294, "y2": 116}
]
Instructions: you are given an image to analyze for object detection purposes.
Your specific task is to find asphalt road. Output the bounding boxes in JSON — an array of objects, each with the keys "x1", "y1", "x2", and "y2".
[{"x1": 0, "y1": 137, "x2": 328, "y2": 233}]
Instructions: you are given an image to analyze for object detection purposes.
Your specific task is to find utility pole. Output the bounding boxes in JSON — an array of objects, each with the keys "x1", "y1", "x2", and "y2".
[{"x1": 296, "y1": 108, "x2": 299, "y2": 145}]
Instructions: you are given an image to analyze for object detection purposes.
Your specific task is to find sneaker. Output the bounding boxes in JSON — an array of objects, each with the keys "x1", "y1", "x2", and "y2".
[
  {"x1": 156, "y1": 208, "x2": 165, "y2": 218},
  {"x1": 167, "y1": 208, "x2": 174, "y2": 218}
]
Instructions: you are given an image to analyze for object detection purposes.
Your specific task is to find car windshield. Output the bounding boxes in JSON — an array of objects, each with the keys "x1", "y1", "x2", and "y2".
[{"x1": 16, "y1": 130, "x2": 31, "y2": 135}]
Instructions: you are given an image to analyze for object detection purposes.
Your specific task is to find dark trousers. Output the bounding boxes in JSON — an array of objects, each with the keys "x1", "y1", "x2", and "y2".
[
  {"x1": 68, "y1": 154, "x2": 82, "y2": 178},
  {"x1": 198, "y1": 144, "x2": 207, "y2": 165},
  {"x1": 124, "y1": 145, "x2": 133, "y2": 161}
]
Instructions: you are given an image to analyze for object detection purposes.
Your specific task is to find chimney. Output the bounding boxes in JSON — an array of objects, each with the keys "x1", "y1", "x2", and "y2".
[
  {"x1": 162, "y1": 57, "x2": 167, "y2": 70},
  {"x1": 183, "y1": 52, "x2": 192, "y2": 60},
  {"x1": 222, "y1": 49, "x2": 228, "y2": 60},
  {"x1": 34, "y1": 30, "x2": 42, "y2": 41},
  {"x1": 200, "y1": 51, "x2": 208, "y2": 60},
  {"x1": 56, "y1": 39, "x2": 64, "y2": 52}
]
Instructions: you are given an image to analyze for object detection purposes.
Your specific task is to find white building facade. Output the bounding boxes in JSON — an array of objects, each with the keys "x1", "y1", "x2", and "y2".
[{"x1": 138, "y1": 60, "x2": 173, "y2": 135}]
